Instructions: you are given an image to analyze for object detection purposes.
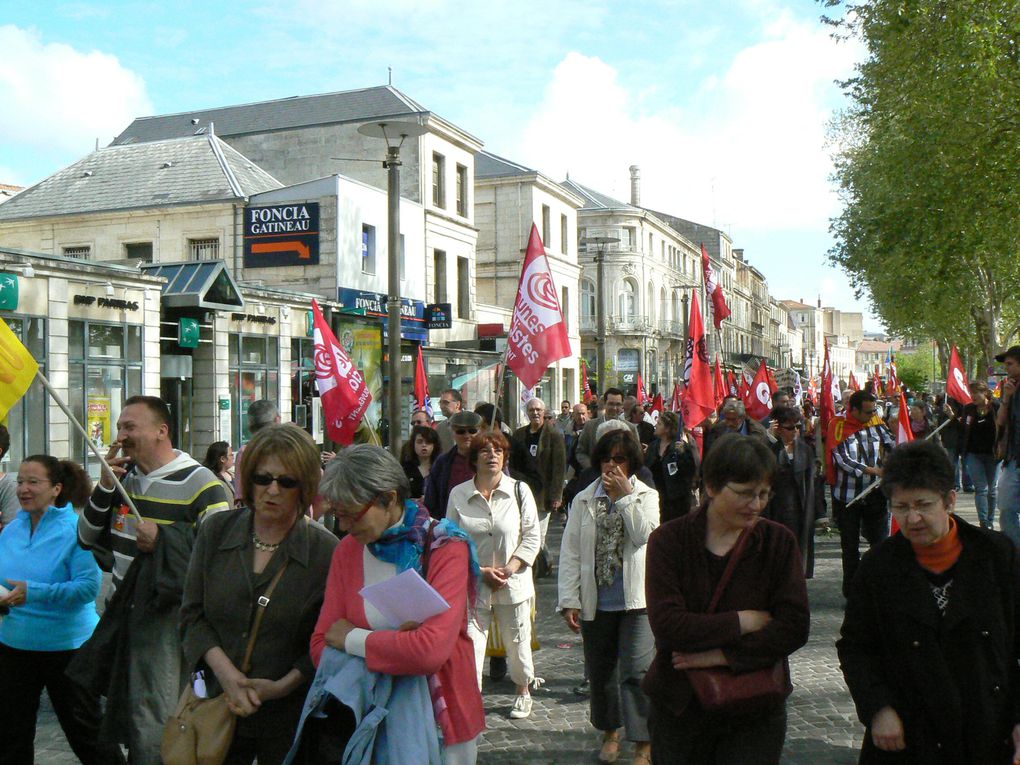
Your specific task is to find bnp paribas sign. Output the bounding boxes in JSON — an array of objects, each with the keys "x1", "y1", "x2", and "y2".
[{"x1": 243, "y1": 203, "x2": 320, "y2": 267}]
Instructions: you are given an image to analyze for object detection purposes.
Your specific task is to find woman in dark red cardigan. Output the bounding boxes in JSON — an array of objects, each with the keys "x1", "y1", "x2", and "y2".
[{"x1": 642, "y1": 433, "x2": 809, "y2": 765}]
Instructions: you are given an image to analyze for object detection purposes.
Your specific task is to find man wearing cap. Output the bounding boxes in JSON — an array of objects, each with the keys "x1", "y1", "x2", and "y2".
[
  {"x1": 424, "y1": 410, "x2": 482, "y2": 519},
  {"x1": 995, "y1": 345, "x2": 1020, "y2": 544}
]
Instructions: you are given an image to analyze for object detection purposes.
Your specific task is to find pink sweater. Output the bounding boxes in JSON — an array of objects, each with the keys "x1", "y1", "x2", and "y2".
[{"x1": 310, "y1": 535, "x2": 485, "y2": 745}]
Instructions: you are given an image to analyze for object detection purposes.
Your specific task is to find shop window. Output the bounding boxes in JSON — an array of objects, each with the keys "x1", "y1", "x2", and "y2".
[
  {"x1": 434, "y1": 250, "x2": 447, "y2": 303},
  {"x1": 189, "y1": 238, "x2": 219, "y2": 260},
  {"x1": 291, "y1": 337, "x2": 316, "y2": 436},
  {"x1": 125, "y1": 242, "x2": 153, "y2": 262},
  {"x1": 456, "y1": 164, "x2": 467, "y2": 216},
  {"x1": 229, "y1": 333, "x2": 280, "y2": 447},
  {"x1": 362, "y1": 224, "x2": 376, "y2": 275},
  {"x1": 3, "y1": 317, "x2": 47, "y2": 473},
  {"x1": 432, "y1": 153, "x2": 446, "y2": 209},
  {"x1": 457, "y1": 256, "x2": 470, "y2": 320},
  {"x1": 62, "y1": 245, "x2": 91, "y2": 259},
  {"x1": 68, "y1": 320, "x2": 144, "y2": 478}
]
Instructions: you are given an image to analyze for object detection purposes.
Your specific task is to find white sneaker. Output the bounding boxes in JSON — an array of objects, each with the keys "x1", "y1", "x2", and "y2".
[{"x1": 509, "y1": 693, "x2": 533, "y2": 719}]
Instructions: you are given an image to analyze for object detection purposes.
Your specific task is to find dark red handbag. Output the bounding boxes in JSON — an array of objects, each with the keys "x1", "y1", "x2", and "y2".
[{"x1": 685, "y1": 527, "x2": 791, "y2": 715}]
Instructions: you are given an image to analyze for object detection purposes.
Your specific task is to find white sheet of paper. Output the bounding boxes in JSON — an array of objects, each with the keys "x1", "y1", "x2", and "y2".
[{"x1": 359, "y1": 567, "x2": 450, "y2": 629}]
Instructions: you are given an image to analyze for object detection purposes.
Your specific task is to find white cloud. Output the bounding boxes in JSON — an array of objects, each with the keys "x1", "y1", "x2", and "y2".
[
  {"x1": 515, "y1": 13, "x2": 863, "y2": 231},
  {"x1": 0, "y1": 25, "x2": 152, "y2": 158}
]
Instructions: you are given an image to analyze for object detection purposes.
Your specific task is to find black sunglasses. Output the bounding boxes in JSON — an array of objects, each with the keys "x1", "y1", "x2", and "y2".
[
  {"x1": 251, "y1": 473, "x2": 301, "y2": 489},
  {"x1": 455, "y1": 427, "x2": 479, "y2": 435}
]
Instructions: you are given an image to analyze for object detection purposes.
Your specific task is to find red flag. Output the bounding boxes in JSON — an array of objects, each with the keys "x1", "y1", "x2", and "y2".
[
  {"x1": 700, "y1": 244, "x2": 731, "y2": 329},
  {"x1": 746, "y1": 360, "x2": 774, "y2": 420},
  {"x1": 738, "y1": 375, "x2": 751, "y2": 409},
  {"x1": 648, "y1": 393, "x2": 664, "y2": 425},
  {"x1": 670, "y1": 383, "x2": 682, "y2": 413},
  {"x1": 726, "y1": 371, "x2": 738, "y2": 398},
  {"x1": 896, "y1": 389, "x2": 914, "y2": 445},
  {"x1": 765, "y1": 364, "x2": 779, "y2": 395},
  {"x1": 311, "y1": 299, "x2": 372, "y2": 445},
  {"x1": 680, "y1": 292, "x2": 715, "y2": 428},
  {"x1": 637, "y1": 374, "x2": 647, "y2": 404},
  {"x1": 872, "y1": 365, "x2": 884, "y2": 397},
  {"x1": 886, "y1": 348, "x2": 900, "y2": 395},
  {"x1": 506, "y1": 224, "x2": 571, "y2": 389},
  {"x1": 848, "y1": 370, "x2": 860, "y2": 392},
  {"x1": 946, "y1": 346, "x2": 973, "y2": 405},
  {"x1": 414, "y1": 346, "x2": 433, "y2": 420},
  {"x1": 713, "y1": 356, "x2": 725, "y2": 409},
  {"x1": 581, "y1": 359, "x2": 596, "y2": 403},
  {"x1": 807, "y1": 375, "x2": 818, "y2": 407},
  {"x1": 820, "y1": 339, "x2": 837, "y2": 433}
]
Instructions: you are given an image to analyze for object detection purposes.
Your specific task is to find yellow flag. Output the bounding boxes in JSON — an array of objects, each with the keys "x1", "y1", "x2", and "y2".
[{"x1": 0, "y1": 319, "x2": 38, "y2": 420}]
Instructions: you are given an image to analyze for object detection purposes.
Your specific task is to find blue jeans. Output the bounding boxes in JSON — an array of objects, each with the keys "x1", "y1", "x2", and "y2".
[
  {"x1": 965, "y1": 453, "x2": 1000, "y2": 528},
  {"x1": 997, "y1": 461, "x2": 1020, "y2": 546}
]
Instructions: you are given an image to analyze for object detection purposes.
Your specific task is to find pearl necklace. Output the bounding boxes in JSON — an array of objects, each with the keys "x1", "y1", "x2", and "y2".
[{"x1": 252, "y1": 532, "x2": 281, "y2": 553}]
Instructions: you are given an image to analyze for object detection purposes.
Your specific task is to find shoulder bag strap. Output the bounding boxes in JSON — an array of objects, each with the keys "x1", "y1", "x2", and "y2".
[
  {"x1": 705, "y1": 525, "x2": 754, "y2": 614},
  {"x1": 239, "y1": 558, "x2": 290, "y2": 673}
]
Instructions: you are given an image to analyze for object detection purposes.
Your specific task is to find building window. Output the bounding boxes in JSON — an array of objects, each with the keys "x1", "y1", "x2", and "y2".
[
  {"x1": 62, "y1": 245, "x2": 91, "y2": 259},
  {"x1": 4, "y1": 317, "x2": 46, "y2": 472},
  {"x1": 580, "y1": 278, "x2": 596, "y2": 321},
  {"x1": 560, "y1": 214, "x2": 568, "y2": 254},
  {"x1": 69, "y1": 320, "x2": 144, "y2": 478},
  {"x1": 291, "y1": 337, "x2": 316, "y2": 437},
  {"x1": 229, "y1": 334, "x2": 280, "y2": 447},
  {"x1": 456, "y1": 163, "x2": 467, "y2": 216},
  {"x1": 622, "y1": 227, "x2": 636, "y2": 248},
  {"x1": 124, "y1": 242, "x2": 153, "y2": 262},
  {"x1": 189, "y1": 238, "x2": 219, "y2": 260},
  {"x1": 620, "y1": 279, "x2": 637, "y2": 319},
  {"x1": 648, "y1": 233, "x2": 653, "y2": 253},
  {"x1": 362, "y1": 224, "x2": 376, "y2": 275},
  {"x1": 542, "y1": 205, "x2": 551, "y2": 248},
  {"x1": 561, "y1": 286, "x2": 570, "y2": 331},
  {"x1": 432, "y1": 152, "x2": 446, "y2": 208},
  {"x1": 434, "y1": 249, "x2": 447, "y2": 303},
  {"x1": 457, "y1": 256, "x2": 470, "y2": 320}
]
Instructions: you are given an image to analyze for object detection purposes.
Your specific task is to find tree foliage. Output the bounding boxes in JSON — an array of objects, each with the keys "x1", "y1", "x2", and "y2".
[{"x1": 823, "y1": 0, "x2": 1020, "y2": 372}]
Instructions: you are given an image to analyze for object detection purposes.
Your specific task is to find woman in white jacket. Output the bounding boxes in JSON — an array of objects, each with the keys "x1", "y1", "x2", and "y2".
[{"x1": 558, "y1": 428, "x2": 659, "y2": 765}]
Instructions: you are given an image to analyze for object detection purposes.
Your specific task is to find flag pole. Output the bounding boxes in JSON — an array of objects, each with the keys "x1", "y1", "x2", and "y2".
[
  {"x1": 491, "y1": 344, "x2": 511, "y2": 432},
  {"x1": 35, "y1": 370, "x2": 144, "y2": 521}
]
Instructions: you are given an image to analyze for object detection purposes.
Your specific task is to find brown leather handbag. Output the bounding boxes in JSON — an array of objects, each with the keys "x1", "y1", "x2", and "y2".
[
  {"x1": 162, "y1": 561, "x2": 289, "y2": 765},
  {"x1": 685, "y1": 528, "x2": 791, "y2": 716}
]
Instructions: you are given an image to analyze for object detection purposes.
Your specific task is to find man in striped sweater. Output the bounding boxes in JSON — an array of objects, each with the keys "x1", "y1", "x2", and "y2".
[{"x1": 77, "y1": 395, "x2": 229, "y2": 765}]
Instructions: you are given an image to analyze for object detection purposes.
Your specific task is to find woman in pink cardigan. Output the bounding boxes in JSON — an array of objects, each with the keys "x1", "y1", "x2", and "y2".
[{"x1": 310, "y1": 445, "x2": 485, "y2": 765}]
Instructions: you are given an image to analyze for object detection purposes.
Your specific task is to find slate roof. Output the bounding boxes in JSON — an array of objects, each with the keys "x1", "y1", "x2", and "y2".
[
  {"x1": 475, "y1": 151, "x2": 536, "y2": 179},
  {"x1": 112, "y1": 85, "x2": 430, "y2": 145},
  {"x1": 559, "y1": 178, "x2": 638, "y2": 212},
  {"x1": 0, "y1": 135, "x2": 282, "y2": 221}
]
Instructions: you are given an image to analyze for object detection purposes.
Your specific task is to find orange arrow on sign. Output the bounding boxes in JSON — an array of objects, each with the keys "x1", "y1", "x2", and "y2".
[{"x1": 252, "y1": 241, "x2": 311, "y2": 259}]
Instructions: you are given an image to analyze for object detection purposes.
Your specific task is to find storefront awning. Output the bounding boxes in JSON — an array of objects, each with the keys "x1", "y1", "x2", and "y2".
[{"x1": 141, "y1": 260, "x2": 244, "y2": 311}]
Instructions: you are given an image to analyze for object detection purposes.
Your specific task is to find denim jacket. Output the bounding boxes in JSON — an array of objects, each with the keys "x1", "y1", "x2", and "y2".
[{"x1": 284, "y1": 647, "x2": 442, "y2": 765}]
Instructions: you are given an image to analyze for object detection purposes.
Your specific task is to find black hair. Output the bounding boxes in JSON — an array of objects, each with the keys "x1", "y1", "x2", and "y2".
[
  {"x1": 0, "y1": 424, "x2": 10, "y2": 460},
  {"x1": 441, "y1": 389, "x2": 464, "y2": 404},
  {"x1": 603, "y1": 387, "x2": 625, "y2": 402},
  {"x1": 590, "y1": 429, "x2": 644, "y2": 477},
  {"x1": 772, "y1": 406, "x2": 803, "y2": 426},
  {"x1": 400, "y1": 425, "x2": 441, "y2": 465},
  {"x1": 123, "y1": 395, "x2": 172, "y2": 429},
  {"x1": 701, "y1": 433, "x2": 775, "y2": 492},
  {"x1": 848, "y1": 390, "x2": 876, "y2": 413},
  {"x1": 202, "y1": 441, "x2": 230, "y2": 473},
  {"x1": 473, "y1": 402, "x2": 503, "y2": 428},
  {"x1": 881, "y1": 439, "x2": 954, "y2": 498},
  {"x1": 22, "y1": 455, "x2": 92, "y2": 508}
]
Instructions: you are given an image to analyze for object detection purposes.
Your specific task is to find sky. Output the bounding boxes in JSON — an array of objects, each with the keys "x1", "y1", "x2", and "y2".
[{"x1": 0, "y1": 0, "x2": 880, "y2": 329}]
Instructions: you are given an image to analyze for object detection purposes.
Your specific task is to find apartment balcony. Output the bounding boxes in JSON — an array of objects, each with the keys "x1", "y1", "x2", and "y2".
[
  {"x1": 608, "y1": 315, "x2": 653, "y2": 334},
  {"x1": 580, "y1": 317, "x2": 596, "y2": 334},
  {"x1": 658, "y1": 319, "x2": 685, "y2": 337}
]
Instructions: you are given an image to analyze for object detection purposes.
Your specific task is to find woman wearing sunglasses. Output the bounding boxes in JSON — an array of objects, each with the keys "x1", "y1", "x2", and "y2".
[
  {"x1": 642, "y1": 433, "x2": 809, "y2": 765},
  {"x1": 424, "y1": 410, "x2": 483, "y2": 519},
  {"x1": 558, "y1": 428, "x2": 659, "y2": 764},
  {"x1": 179, "y1": 424, "x2": 338, "y2": 765}
]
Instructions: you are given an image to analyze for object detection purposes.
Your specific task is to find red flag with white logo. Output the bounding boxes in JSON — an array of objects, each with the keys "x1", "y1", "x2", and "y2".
[
  {"x1": 637, "y1": 374, "x2": 647, "y2": 404},
  {"x1": 946, "y1": 346, "x2": 973, "y2": 406},
  {"x1": 311, "y1": 299, "x2": 372, "y2": 445},
  {"x1": 746, "y1": 359, "x2": 774, "y2": 420},
  {"x1": 648, "y1": 392, "x2": 663, "y2": 425},
  {"x1": 726, "y1": 370, "x2": 739, "y2": 398},
  {"x1": 701, "y1": 244, "x2": 731, "y2": 329},
  {"x1": 680, "y1": 292, "x2": 715, "y2": 428},
  {"x1": 505, "y1": 224, "x2": 571, "y2": 389},
  {"x1": 414, "y1": 346, "x2": 433, "y2": 420}
]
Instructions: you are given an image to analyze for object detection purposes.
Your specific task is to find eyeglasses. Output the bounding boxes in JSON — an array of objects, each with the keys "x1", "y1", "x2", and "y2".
[
  {"x1": 333, "y1": 493, "x2": 384, "y2": 526},
  {"x1": 601, "y1": 454, "x2": 628, "y2": 464},
  {"x1": 454, "y1": 427, "x2": 478, "y2": 436},
  {"x1": 724, "y1": 484, "x2": 773, "y2": 505},
  {"x1": 890, "y1": 499, "x2": 944, "y2": 516},
  {"x1": 251, "y1": 473, "x2": 301, "y2": 490}
]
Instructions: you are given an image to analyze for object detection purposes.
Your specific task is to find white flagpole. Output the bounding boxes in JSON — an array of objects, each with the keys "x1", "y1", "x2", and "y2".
[{"x1": 35, "y1": 370, "x2": 143, "y2": 521}]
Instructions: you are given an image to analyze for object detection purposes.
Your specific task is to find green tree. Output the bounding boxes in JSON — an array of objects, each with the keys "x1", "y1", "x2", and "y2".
[
  {"x1": 822, "y1": 0, "x2": 1020, "y2": 372},
  {"x1": 895, "y1": 348, "x2": 932, "y2": 393}
]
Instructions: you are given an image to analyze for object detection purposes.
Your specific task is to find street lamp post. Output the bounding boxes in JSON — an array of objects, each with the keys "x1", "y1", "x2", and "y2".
[
  {"x1": 357, "y1": 120, "x2": 427, "y2": 456},
  {"x1": 581, "y1": 235, "x2": 619, "y2": 397}
]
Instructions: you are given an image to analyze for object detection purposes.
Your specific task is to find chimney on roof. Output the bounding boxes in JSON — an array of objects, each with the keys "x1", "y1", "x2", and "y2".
[
  {"x1": 629, "y1": 165, "x2": 640, "y2": 206},
  {"x1": 817, "y1": 295, "x2": 822, "y2": 308}
]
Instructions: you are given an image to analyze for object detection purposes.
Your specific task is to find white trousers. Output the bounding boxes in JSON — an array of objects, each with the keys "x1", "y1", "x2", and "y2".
[{"x1": 467, "y1": 599, "x2": 534, "y2": 690}]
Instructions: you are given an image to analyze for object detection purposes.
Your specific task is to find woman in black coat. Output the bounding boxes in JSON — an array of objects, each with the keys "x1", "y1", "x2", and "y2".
[
  {"x1": 837, "y1": 439, "x2": 1020, "y2": 765},
  {"x1": 643, "y1": 411, "x2": 699, "y2": 523},
  {"x1": 765, "y1": 407, "x2": 823, "y2": 578}
]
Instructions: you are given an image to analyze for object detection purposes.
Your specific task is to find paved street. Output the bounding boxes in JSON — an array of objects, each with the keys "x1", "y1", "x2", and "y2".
[{"x1": 35, "y1": 495, "x2": 982, "y2": 764}]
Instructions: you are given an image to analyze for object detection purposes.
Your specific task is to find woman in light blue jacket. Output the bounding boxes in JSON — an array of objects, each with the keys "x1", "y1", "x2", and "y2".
[{"x1": 0, "y1": 455, "x2": 123, "y2": 765}]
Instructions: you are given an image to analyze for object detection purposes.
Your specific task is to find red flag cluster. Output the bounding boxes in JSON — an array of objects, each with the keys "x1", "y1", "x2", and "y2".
[
  {"x1": 311, "y1": 299, "x2": 372, "y2": 445},
  {"x1": 680, "y1": 292, "x2": 715, "y2": 428}
]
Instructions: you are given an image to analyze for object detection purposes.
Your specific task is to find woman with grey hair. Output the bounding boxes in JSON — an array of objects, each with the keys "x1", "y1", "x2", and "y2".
[{"x1": 309, "y1": 445, "x2": 485, "y2": 765}]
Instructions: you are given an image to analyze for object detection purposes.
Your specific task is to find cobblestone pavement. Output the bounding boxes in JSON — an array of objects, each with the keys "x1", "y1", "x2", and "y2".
[{"x1": 35, "y1": 495, "x2": 982, "y2": 764}]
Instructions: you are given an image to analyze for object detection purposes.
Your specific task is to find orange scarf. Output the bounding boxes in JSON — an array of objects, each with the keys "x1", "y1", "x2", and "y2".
[{"x1": 913, "y1": 515, "x2": 962, "y2": 574}]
